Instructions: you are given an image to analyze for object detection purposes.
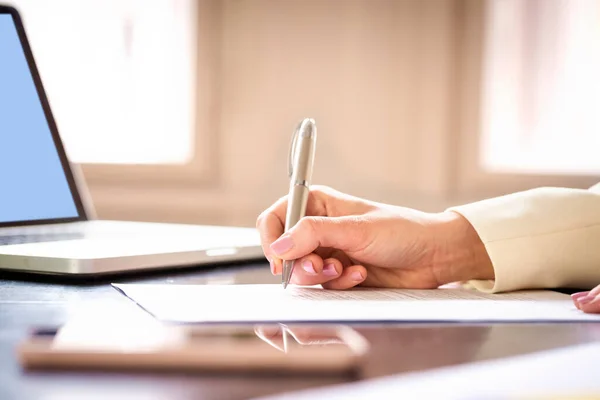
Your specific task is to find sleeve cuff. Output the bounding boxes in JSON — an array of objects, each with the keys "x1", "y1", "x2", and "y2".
[{"x1": 447, "y1": 187, "x2": 600, "y2": 293}]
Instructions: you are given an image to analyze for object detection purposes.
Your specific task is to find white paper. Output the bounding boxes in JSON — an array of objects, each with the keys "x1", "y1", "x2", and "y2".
[
  {"x1": 256, "y1": 342, "x2": 600, "y2": 400},
  {"x1": 112, "y1": 284, "x2": 600, "y2": 323}
]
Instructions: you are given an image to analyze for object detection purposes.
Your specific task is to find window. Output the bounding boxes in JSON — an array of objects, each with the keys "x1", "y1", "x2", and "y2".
[
  {"x1": 480, "y1": 0, "x2": 600, "y2": 175},
  {"x1": 10, "y1": 0, "x2": 197, "y2": 164}
]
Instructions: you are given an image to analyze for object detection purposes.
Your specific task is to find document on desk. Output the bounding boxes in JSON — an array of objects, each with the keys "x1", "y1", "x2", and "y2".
[
  {"x1": 256, "y1": 342, "x2": 600, "y2": 400},
  {"x1": 112, "y1": 284, "x2": 600, "y2": 323}
]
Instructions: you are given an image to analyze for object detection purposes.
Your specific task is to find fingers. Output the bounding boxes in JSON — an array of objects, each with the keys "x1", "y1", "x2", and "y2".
[
  {"x1": 256, "y1": 186, "x2": 375, "y2": 266},
  {"x1": 322, "y1": 265, "x2": 367, "y2": 290},
  {"x1": 254, "y1": 325, "x2": 345, "y2": 349},
  {"x1": 281, "y1": 254, "x2": 367, "y2": 291},
  {"x1": 283, "y1": 326, "x2": 345, "y2": 345},
  {"x1": 571, "y1": 291, "x2": 589, "y2": 310},
  {"x1": 572, "y1": 284, "x2": 600, "y2": 314},
  {"x1": 253, "y1": 325, "x2": 285, "y2": 352},
  {"x1": 579, "y1": 295, "x2": 600, "y2": 314},
  {"x1": 256, "y1": 188, "x2": 330, "y2": 267},
  {"x1": 589, "y1": 284, "x2": 600, "y2": 297},
  {"x1": 290, "y1": 257, "x2": 343, "y2": 286},
  {"x1": 270, "y1": 215, "x2": 370, "y2": 261},
  {"x1": 256, "y1": 195, "x2": 288, "y2": 266}
]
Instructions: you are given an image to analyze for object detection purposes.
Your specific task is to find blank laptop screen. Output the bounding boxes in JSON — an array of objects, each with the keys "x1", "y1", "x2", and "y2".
[{"x1": 0, "y1": 15, "x2": 78, "y2": 224}]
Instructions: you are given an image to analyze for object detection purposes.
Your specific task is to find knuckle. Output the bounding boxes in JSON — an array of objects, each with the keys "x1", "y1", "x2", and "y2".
[
  {"x1": 309, "y1": 186, "x2": 345, "y2": 217},
  {"x1": 310, "y1": 184, "x2": 327, "y2": 195},
  {"x1": 257, "y1": 194, "x2": 288, "y2": 230},
  {"x1": 310, "y1": 185, "x2": 334, "y2": 198}
]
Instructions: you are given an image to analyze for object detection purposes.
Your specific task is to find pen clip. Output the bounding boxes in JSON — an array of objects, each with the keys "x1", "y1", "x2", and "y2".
[{"x1": 287, "y1": 123, "x2": 300, "y2": 178}]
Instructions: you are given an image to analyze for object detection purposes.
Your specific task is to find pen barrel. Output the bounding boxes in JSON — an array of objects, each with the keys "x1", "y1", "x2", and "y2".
[
  {"x1": 290, "y1": 125, "x2": 316, "y2": 187},
  {"x1": 284, "y1": 184, "x2": 309, "y2": 231}
]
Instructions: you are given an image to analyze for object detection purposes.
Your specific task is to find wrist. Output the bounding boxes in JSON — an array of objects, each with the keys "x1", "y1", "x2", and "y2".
[{"x1": 431, "y1": 211, "x2": 494, "y2": 285}]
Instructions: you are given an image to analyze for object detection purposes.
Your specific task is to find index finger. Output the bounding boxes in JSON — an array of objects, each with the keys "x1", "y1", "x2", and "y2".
[
  {"x1": 256, "y1": 195, "x2": 288, "y2": 265},
  {"x1": 256, "y1": 190, "x2": 330, "y2": 270}
]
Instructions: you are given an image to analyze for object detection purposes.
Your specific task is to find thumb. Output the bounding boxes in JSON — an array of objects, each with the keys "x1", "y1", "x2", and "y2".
[{"x1": 269, "y1": 216, "x2": 369, "y2": 260}]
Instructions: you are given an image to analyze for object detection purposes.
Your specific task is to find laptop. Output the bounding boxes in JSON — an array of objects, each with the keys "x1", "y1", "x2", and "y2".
[{"x1": 0, "y1": 5, "x2": 264, "y2": 276}]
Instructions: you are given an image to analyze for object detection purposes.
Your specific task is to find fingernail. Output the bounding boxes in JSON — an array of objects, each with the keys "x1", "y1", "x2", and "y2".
[
  {"x1": 302, "y1": 260, "x2": 317, "y2": 275},
  {"x1": 571, "y1": 292, "x2": 589, "y2": 301},
  {"x1": 323, "y1": 263, "x2": 337, "y2": 277},
  {"x1": 270, "y1": 235, "x2": 294, "y2": 256},
  {"x1": 578, "y1": 294, "x2": 597, "y2": 305},
  {"x1": 351, "y1": 271, "x2": 364, "y2": 282}
]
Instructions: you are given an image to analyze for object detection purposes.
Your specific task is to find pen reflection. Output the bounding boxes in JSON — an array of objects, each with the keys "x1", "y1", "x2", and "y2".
[{"x1": 254, "y1": 324, "x2": 347, "y2": 353}]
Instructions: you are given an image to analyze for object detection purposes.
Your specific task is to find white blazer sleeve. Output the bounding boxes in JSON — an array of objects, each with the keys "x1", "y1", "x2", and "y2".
[{"x1": 447, "y1": 183, "x2": 600, "y2": 293}]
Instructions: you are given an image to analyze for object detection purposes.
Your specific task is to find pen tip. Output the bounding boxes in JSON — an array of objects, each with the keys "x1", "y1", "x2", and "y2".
[{"x1": 282, "y1": 260, "x2": 294, "y2": 290}]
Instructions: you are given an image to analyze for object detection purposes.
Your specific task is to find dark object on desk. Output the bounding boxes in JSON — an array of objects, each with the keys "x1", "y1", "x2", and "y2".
[
  {"x1": 0, "y1": 5, "x2": 263, "y2": 278},
  {"x1": 18, "y1": 323, "x2": 368, "y2": 375}
]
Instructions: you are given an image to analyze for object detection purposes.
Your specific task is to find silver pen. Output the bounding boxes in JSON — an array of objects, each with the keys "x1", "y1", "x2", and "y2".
[{"x1": 282, "y1": 118, "x2": 317, "y2": 289}]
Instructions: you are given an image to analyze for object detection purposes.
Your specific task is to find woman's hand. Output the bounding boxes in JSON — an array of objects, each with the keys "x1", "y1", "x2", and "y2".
[
  {"x1": 256, "y1": 185, "x2": 494, "y2": 290},
  {"x1": 572, "y1": 285, "x2": 600, "y2": 314}
]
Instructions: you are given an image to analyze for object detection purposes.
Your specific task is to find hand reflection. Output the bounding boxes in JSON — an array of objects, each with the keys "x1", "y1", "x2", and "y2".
[{"x1": 253, "y1": 324, "x2": 347, "y2": 353}]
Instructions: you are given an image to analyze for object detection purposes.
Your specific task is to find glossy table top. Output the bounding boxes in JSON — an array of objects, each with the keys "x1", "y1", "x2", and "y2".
[{"x1": 2, "y1": 262, "x2": 600, "y2": 400}]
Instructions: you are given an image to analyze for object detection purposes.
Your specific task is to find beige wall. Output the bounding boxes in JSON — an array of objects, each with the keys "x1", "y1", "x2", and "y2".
[
  {"x1": 83, "y1": 0, "x2": 597, "y2": 227},
  {"x1": 219, "y1": 0, "x2": 457, "y2": 205}
]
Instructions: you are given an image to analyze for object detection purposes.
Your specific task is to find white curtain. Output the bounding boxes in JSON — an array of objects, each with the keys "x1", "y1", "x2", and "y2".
[
  {"x1": 480, "y1": 0, "x2": 600, "y2": 174},
  {"x1": 11, "y1": 0, "x2": 197, "y2": 164}
]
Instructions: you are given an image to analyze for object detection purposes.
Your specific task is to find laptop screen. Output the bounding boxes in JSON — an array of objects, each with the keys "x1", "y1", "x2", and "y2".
[{"x1": 0, "y1": 13, "x2": 82, "y2": 226}]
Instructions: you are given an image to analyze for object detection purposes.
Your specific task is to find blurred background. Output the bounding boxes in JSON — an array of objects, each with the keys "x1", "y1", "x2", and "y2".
[{"x1": 9, "y1": 0, "x2": 600, "y2": 227}]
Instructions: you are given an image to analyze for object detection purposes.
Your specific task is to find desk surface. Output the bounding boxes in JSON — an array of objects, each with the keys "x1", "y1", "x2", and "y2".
[{"x1": 2, "y1": 262, "x2": 600, "y2": 400}]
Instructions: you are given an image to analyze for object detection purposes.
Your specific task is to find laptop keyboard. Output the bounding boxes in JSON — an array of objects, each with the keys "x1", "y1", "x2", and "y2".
[{"x1": 0, "y1": 232, "x2": 85, "y2": 246}]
